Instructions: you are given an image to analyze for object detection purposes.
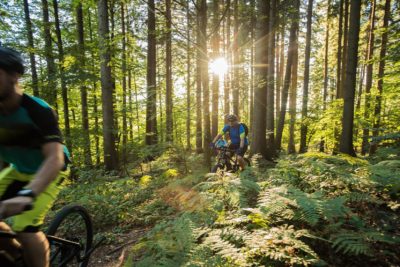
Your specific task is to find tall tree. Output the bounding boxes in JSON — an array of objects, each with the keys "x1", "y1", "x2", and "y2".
[
  {"x1": 320, "y1": 0, "x2": 331, "y2": 152},
  {"x1": 336, "y1": 0, "x2": 344, "y2": 98},
  {"x1": 250, "y1": 0, "x2": 268, "y2": 157},
  {"x1": 276, "y1": 0, "x2": 299, "y2": 150},
  {"x1": 121, "y1": 2, "x2": 128, "y2": 163},
  {"x1": 361, "y1": 0, "x2": 376, "y2": 155},
  {"x1": 339, "y1": 0, "x2": 361, "y2": 156},
  {"x1": 339, "y1": 0, "x2": 350, "y2": 98},
  {"x1": 166, "y1": 0, "x2": 173, "y2": 142},
  {"x1": 98, "y1": 0, "x2": 118, "y2": 170},
  {"x1": 224, "y1": 0, "x2": 231, "y2": 116},
  {"x1": 211, "y1": 0, "x2": 220, "y2": 139},
  {"x1": 146, "y1": 0, "x2": 158, "y2": 145},
  {"x1": 370, "y1": 0, "x2": 390, "y2": 154},
  {"x1": 300, "y1": 0, "x2": 314, "y2": 153},
  {"x1": 232, "y1": 0, "x2": 239, "y2": 116},
  {"x1": 200, "y1": 0, "x2": 211, "y2": 166},
  {"x1": 76, "y1": 3, "x2": 92, "y2": 165},
  {"x1": 23, "y1": 0, "x2": 39, "y2": 97},
  {"x1": 41, "y1": 0, "x2": 57, "y2": 107},
  {"x1": 195, "y1": 0, "x2": 203, "y2": 153},
  {"x1": 288, "y1": 35, "x2": 298, "y2": 154},
  {"x1": 186, "y1": 0, "x2": 192, "y2": 150},
  {"x1": 266, "y1": 0, "x2": 276, "y2": 158},
  {"x1": 53, "y1": 0, "x2": 71, "y2": 154}
]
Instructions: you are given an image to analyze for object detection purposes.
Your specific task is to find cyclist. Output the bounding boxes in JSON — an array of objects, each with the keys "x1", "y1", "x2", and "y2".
[
  {"x1": 0, "y1": 46, "x2": 70, "y2": 267},
  {"x1": 211, "y1": 114, "x2": 248, "y2": 170}
]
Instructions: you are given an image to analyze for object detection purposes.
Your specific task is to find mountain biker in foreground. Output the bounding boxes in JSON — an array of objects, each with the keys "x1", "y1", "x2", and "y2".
[
  {"x1": 210, "y1": 114, "x2": 249, "y2": 170},
  {"x1": 0, "y1": 46, "x2": 71, "y2": 267}
]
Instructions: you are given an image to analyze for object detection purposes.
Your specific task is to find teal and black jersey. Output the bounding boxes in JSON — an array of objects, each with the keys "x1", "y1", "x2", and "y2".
[{"x1": 0, "y1": 94, "x2": 70, "y2": 174}]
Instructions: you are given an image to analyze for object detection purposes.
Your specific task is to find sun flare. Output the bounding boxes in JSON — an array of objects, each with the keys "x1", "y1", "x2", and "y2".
[{"x1": 209, "y1": 57, "x2": 228, "y2": 76}]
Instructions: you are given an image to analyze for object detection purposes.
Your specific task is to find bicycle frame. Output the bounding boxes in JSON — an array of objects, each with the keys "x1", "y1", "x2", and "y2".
[{"x1": 214, "y1": 147, "x2": 240, "y2": 172}]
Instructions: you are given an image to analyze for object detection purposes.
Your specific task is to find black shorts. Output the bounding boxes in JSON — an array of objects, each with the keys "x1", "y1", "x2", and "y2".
[{"x1": 229, "y1": 144, "x2": 248, "y2": 157}]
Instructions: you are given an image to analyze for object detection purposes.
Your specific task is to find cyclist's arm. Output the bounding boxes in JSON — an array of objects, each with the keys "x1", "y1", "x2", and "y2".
[
  {"x1": 25, "y1": 142, "x2": 64, "y2": 196},
  {"x1": 239, "y1": 126, "x2": 245, "y2": 149},
  {"x1": 212, "y1": 134, "x2": 222, "y2": 143}
]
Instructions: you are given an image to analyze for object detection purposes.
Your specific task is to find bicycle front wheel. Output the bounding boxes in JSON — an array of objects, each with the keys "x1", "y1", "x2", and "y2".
[{"x1": 46, "y1": 204, "x2": 93, "y2": 267}]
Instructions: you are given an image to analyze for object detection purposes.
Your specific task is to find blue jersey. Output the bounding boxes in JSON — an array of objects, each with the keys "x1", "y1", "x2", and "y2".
[
  {"x1": 221, "y1": 124, "x2": 249, "y2": 145},
  {"x1": 0, "y1": 94, "x2": 70, "y2": 174}
]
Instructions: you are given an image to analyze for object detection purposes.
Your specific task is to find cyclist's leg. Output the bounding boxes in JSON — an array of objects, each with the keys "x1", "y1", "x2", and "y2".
[
  {"x1": 0, "y1": 167, "x2": 23, "y2": 258},
  {"x1": 13, "y1": 168, "x2": 69, "y2": 267},
  {"x1": 236, "y1": 145, "x2": 248, "y2": 170}
]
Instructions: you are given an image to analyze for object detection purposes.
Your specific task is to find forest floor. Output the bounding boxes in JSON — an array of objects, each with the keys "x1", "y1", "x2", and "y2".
[{"x1": 48, "y1": 145, "x2": 400, "y2": 267}]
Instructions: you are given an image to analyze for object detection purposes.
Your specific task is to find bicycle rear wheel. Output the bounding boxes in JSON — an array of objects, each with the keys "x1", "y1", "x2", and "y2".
[{"x1": 46, "y1": 205, "x2": 93, "y2": 267}]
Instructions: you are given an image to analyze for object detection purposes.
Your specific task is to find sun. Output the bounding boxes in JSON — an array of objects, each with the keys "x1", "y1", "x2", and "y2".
[{"x1": 209, "y1": 57, "x2": 228, "y2": 76}]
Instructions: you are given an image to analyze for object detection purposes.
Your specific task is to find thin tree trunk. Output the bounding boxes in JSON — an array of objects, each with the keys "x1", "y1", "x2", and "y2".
[
  {"x1": 211, "y1": 0, "x2": 220, "y2": 139},
  {"x1": 249, "y1": 0, "x2": 255, "y2": 129},
  {"x1": 23, "y1": 0, "x2": 39, "y2": 97},
  {"x1": 200, "y1": 0, "x2": 211, "y2": 166},
  {"x1": 224, "y1": 0, "x2": 231, "y2": 116},
  {"x1": 277, "y1": 26, "x2": 284, "y2": 124},
  {"x1": 370, "y1": 0, "x2": 390, "y2": 155},
  {"x1": 250, "y1": 0, "x2": 268, "y2": 157},
  {"x1": 320, "y1": 0, "x2": 331, "y2": 152},
  {"x1": 361, "y1": 0, "x2": 376, "y2": 155},
  {"x1": 300, "y1": 0, "x2": 313, "y2": 153},
  {"x1": 146, "y1": 0, "x2": 158, "y2": 145},
  {"x1": 166, "y1": 0, "x2": 173, "y2": 142},
  {"x1": 339, "y1": 0, "x2": 361, "y2": 156},
  {"x1": 232, "y1": 0, "x2": 239, "y2": 116},
  {"x1": 121, "y1": 2, "x2": 128, "y2": 163},
  {"x1": 288, "y1": 35, "x2": 298, "y2": 154},
  {"x1": 195, "y1": 1, "x2": 203, "y2": 153},
  {"x1": 75, "y1": 3, "x2": 92, "y2": 165},
  {"x1": 339, "y1": 0, "x2": 350, "y2": 99},
  {"x1": 53, "y1": 0, "x2": 72, "y2": 156},
  {"x1": 336, "y1": 0, "x2": 344, "y2": 99},
  {"x1": 276, "y1": 0, "x2": 298, "y2": 151},
  {"x1": 186, "y1": 0, "x2": 192, "y2": 150},
  {"x1": 266, "y1": 0, "x2": 276, "y2": 157},
  {"x1": 98, "y1": 0, "x2": 118, "y2": 170},
  {"x1": 41, "y1": 0, "x2": 57, "y2": 107}
]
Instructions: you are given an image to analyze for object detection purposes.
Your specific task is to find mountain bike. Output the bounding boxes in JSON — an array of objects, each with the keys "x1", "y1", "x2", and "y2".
[
  {"x1": 0, "y1": 204, "x2": 104, "y2": 267},
  {"x1": 211, "y1": 146, "x2": 251, "y2": 173}
]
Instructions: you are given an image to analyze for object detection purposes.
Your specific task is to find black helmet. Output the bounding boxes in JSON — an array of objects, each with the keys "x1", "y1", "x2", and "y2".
[
  {"x1": 226, "y1": 114, "x2": 238, "y2": 122},
  {"x1": 0, "y1": 46, "x2": 25, "y2": 75}
]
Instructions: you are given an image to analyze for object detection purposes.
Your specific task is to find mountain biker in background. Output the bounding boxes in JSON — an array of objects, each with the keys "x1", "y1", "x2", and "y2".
[
  {"x1": 0, "y1": 46, "x2": 71, "y2": 267},
  {"x1": 210, "y1": 114, "x2": 249, "y2": 170}
]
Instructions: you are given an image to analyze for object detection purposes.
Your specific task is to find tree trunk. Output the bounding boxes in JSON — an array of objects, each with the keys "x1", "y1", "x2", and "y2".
[
  {"x1": 339, "y1": 0, "x2": 350, "y2": 99},
  {"x1": 266, "y1": 0, "x2": 276, "y2": 158},
  {"x1": 299, "y1": 0, "x2": 314, "y2": 153},
  {"x1": 121, "y1": 2, "x2": 128, "y2": 164},
  {"x1": 224, "y1": 0, "x2": 231, "y2": 116},
  {"x1": 23, "y1": 0, "x2": 39, "y2": 97},
  {"x1": 53, "y1": 0, "x2": 72, "y2": 156},
  {"x1": 76, "y1": 3, "x2": 92, "y2": 165},
  {"x1": 41, "y1": 0, "x2": 57, "y2": 107},
  {"x1": 276, "y1": 0, "x2": 299, "y2": 151},
  {"x1": 361, "y1": 0, "x2": 376, "y2": 155},
  {"x1": 98, "y1": 0, "x2": 118, "y2": 170},
  {"x1": 186, "y1": 0, "x2": 192, "y2": 150},
  {"x1": 200, "y1": 0, "x2": 211, "y2": 166},
  {"x1": 370, "y1": 0, "x2": 390, "y2": 155},
  {"x1": 166, "y1": 0, "x2": 173, "y2": 142},
  {"x1": 339, "y1": 0, "x2": 361, "y2": 156},
  {"x1": 211, "y1": 0, "x2": 220, "y2": 139},
  {"x1": 336, "y1": 0, "x2": 344, "y2": 99},
  {"x1": 320, "y1": 0, "x2": 331, "y2": 152},
  {"x1": 232, "y1": 0, "x2": 239, "y2": 116},
  {"x1": 146, "y1": 0, "x2": 158, "y2": 145},
  {"x1": 249, "y1": 0, "x2": 255, "y2": 129},
  {"x1": 195, "y1": 0, "x2": 203, "y2": 153},
  {"x1": 288, "y1": 35, "x2": 298, "y2": 154},
  {"x1": 250, "y1": 0, "x2": 268, "y2": 157}
]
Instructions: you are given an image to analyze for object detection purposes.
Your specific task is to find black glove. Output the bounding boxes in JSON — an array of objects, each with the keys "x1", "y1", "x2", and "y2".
[{"x1": 210, "y1": 142, "x2": 215, "y2": 149}]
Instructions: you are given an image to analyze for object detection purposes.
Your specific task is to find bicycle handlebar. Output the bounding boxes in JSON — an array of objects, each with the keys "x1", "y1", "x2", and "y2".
[{"x1": 213, "y1": 146, "x2": 237, "y2": 153}]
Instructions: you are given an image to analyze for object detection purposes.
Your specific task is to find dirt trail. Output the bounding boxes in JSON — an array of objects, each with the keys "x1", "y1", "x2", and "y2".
[{"x1": 88, "y1": 228, "x2": 148, "y2": 267}]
